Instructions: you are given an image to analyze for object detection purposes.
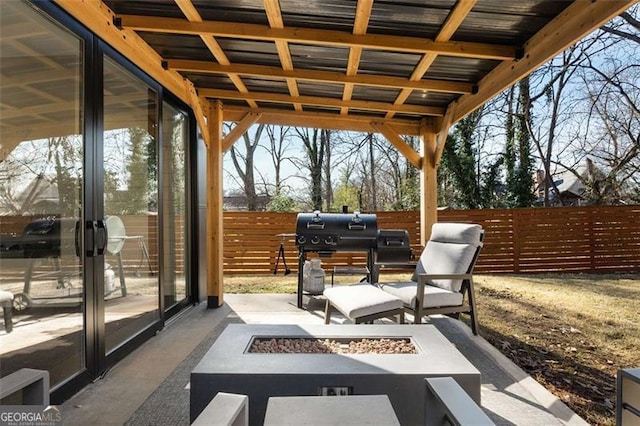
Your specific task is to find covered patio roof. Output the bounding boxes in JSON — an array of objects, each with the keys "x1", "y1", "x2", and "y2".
[
  {"x1": 49, "y1": 0, "x2": 636, "y2": 306},
  {"x1": 53, "y1": 0, "x2": 634, "y2": 136}
]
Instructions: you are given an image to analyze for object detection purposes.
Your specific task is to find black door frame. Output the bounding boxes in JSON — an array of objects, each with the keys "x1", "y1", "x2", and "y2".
[{"x1": 30, "y1": 0, "x2": 199, "y2": 404}]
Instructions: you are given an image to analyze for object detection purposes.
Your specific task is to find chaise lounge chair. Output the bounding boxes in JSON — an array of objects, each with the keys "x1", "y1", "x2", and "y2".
[{"x1": 378, "y1": 222, "x2": 484, "y2": 335}]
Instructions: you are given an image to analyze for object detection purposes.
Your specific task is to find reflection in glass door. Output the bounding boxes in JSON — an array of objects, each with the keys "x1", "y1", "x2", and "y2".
[
  {"x1": 103, "y1": 56, "x2": 159, "y2": 354},
  {"x1": 162, "y1": 102, "x2": 188, "y2": 311},
  {"x1": 0, "y1": 0, "x2": 85, "y2": 389}
]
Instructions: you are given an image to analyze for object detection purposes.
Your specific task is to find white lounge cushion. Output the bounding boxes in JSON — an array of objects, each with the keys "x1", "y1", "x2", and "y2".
[
  {"x1": 324, "y1": 284, "x2": 403, "y2": 320},
  {"x1": 380, "y1": 282, "x2": 463, "y2": 309}
]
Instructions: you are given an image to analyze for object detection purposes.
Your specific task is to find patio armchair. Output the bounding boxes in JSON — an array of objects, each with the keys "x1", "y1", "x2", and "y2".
[{"x1": 378, "y1": 223, "x2": 484, "y2": 335}]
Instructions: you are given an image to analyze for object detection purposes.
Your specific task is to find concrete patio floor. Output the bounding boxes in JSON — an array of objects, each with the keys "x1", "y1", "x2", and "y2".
[{"x1": 61, "y1": 293, "x2": 589, "y2": 425}]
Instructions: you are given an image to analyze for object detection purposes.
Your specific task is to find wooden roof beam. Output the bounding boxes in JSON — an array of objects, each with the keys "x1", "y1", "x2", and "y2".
[
  {"x1": 446, "y1": 0, "x2": 637, "y2": 124},
  {"x1": 224, "y1": 106, "x2": 422, "y2": 135},
  {"x1": 167, "y1": 60, "x2": 475, "y2": 94},
  {"x1": 341, "y1": 0, "x2": 373, "y2": 115},
  {"x1": 386, "y1": 0, "x2": 477, "y2": 119},
  {"x1": 185, "y1": 81, "x2": 211, "y2": 148},
  {"x1": 371, "y1": 121, "x2": 422, "y2": 169},
  {"x1": 198, "y1": 88, "x2": 445, "y2": 116},
  {"x1": 118, "y1": 15, "x2": 516, "y2": 60},
  {"x1": 174, "y1": 0, "x2": 257, "y2": 108}
]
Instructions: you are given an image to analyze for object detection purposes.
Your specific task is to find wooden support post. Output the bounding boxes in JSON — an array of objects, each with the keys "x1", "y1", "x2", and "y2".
[
  {"x1": 206, "y1": 99, "x2": 224, "y2": 308},
  {"x1": 420, "y1": 119, "x2": 438, "y2": 246}
]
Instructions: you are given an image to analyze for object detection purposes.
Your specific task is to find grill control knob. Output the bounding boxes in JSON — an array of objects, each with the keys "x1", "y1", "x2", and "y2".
[
  {"x1": 297, "y1": 235, "x2": 306, "y2": 245},
  {"x1": 311, "y1": 236, "x2": 320, "y2": 244},
  {"x1": 324, "y1": 236, "x2": 334, "y2": 245}
]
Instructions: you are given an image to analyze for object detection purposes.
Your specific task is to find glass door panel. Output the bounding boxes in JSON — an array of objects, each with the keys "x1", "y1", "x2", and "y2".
[
  {"x1": 0, "y1": 0, "x2": 85, "y2": 388},
  {"x1": 103, "y1": 57, "x2": 159, "y2": 354},
  {"x1": 161, "y1": 102, "x2": 188, "y2": 310}
]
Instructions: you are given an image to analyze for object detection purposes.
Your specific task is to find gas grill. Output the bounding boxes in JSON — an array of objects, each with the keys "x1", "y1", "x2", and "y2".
[
  {"x1": 294, "y1": 211, "x2": 413, "y2": 308},
  {"x1": 295, "y1": 211, "x2": 378, "y2": 255}
]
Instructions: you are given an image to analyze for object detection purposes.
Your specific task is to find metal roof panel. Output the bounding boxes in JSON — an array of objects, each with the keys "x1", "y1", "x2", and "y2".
[
  {"x1": 217, "y1": 39, "x2": 281, "y2": 67},
  {"x1": 289, "y1": 44, "x2": 349, "y2": 73},
  {"x1": 424, "y1": 56, "x2": 500, "y2": 83},
  {"x1": 358, "y1": 50, "x2": 422, "y2": 78}
]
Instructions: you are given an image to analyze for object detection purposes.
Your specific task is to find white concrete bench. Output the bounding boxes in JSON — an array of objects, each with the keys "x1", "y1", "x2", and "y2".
[
  {"x1": 323, "y1": 283, "x2": 404, "y2": 324},
  {"x1": 0, "y1": 368, "x2": 50, "y2": 405},
  {"x1": 191, "y1": 392, "x2": 248, "y2": 426},
  {"x1": 425, "y1": 377, "x2": 494, "y2": 426}
]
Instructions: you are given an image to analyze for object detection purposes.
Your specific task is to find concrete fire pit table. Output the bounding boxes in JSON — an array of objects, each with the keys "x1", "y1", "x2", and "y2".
[{"x1": 190, "y1": 324, "x2": 481, "y2": 425}]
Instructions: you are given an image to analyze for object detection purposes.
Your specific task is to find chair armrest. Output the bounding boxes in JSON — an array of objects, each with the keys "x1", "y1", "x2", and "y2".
[
  {"x1": 416, "y1": 273, "x2": 472, "y2": 282},
  {"x1": 414, "y1": 273, "x2": 473, "y2": 311}
]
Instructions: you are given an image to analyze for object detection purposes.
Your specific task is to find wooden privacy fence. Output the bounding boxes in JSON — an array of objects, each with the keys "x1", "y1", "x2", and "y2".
[
  {"x1": 223, "y1": 206, "x2": 640, "y2": 275},
  {"x1": 2, "y1": 206, "x2": 638, "y2": 276}
]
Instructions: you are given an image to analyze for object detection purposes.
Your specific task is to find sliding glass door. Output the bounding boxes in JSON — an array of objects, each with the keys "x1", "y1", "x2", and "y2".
[
  {"x1": 161, "y1": 102, "x2": 189, "y2": 312},
  {"x1": 0, "y1": 0, "x2": 86, "y2": 389},
  {"x1": 102, "y1": 56, "x2": 160, "y2": 354},
  {"x1": 0, "y1": 1, "x2": 194, "y2": 402}
]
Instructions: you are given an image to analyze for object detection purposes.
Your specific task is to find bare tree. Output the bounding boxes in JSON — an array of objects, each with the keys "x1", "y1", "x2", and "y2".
[
  {"x1": 227, "y1": 124, "x2": 265, "y2": 210},
  {"x1": 576, "y1": 50, "x2": 640, "y2": 204},
  {"x1": 323, "y1": 129, "x2": 333, "y2": 210},
  {"x1": 294, "y1": 127, "x2": 326, "y2": 211},
  {"x1": 264, "y1": 125, "x2": 293, "y2": 195}
]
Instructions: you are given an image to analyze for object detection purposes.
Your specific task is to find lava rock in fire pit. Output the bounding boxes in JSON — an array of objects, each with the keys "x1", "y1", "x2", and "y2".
[{"x1": 248, "y1": 337, "x2": 417, "y2": 354}]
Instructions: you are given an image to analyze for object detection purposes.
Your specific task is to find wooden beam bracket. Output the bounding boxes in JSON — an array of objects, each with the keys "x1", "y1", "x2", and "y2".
[
  {"x1": 222, "y1": 112, "x2": 262, "y2": 151},
  {"x1": 371, "y1": 121, "x2": 422, "y2": 169}
]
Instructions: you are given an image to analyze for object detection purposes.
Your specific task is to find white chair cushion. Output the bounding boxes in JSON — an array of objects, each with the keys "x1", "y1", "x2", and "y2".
[
  {"x1": 430, "y1": 223, "x2": 483, "y2": 245},
  {"x1": 324, "y1": 284, "x2": 403, "y2": 319},
  {"x1": 380, "y1": 282, "x2": 463, "y2": 309},
  {"x1": 412, "y1": 223, "x2": 482, "y2": 292}
]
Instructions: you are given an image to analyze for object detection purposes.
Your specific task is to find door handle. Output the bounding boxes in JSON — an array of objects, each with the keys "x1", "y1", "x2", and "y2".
[
  {"x1": 75, "y1": 220, "x2": 81, "y2": 257},
  {"x1": 96, "y1": 220, "x2": 107, "y2": 256},
  {"x1": 86, "y1": 220, "x2": 97, "y2": 257}
]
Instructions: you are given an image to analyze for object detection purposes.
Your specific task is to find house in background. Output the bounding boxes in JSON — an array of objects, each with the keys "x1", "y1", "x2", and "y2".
[{"x1": 535, "y1": 168, "x2": 587, "y2": 206}]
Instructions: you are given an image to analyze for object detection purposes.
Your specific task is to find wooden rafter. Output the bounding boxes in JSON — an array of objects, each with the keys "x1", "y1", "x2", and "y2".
[
  {"x1": 118, "y1": 15, "x2": 516, "y2": 60},
  {"x1": 167, "y1": 60, "x2": 474, "y2": 94},
  {"x1": 341, "y1": 0, "x2": 373, "y2": 115},
  {"x1": 174, "y1": 0, "x2": 257, "y2": 108},
  {"x1": 386, "y1": 0, "x2": 477, "y2": 120},
  {"x1": 198, "y1": 88, "x2": 444, "y2": 116},
  {"x1": 263, "y1": 0, "x2": 302, "y2": 112}
]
